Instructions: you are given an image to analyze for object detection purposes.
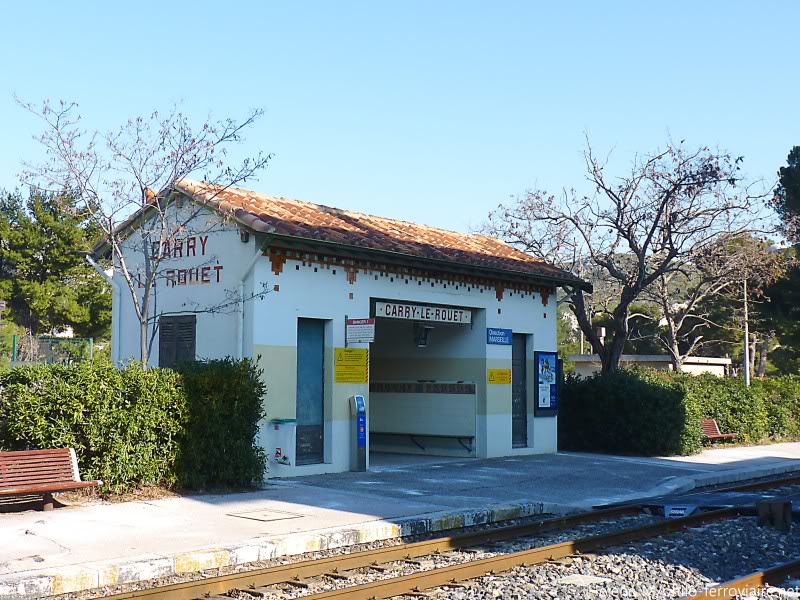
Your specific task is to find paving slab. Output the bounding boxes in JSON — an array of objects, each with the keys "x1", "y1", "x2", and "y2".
[{"x1": 1, "y1": 443, "x2": 799, "y2": 598}]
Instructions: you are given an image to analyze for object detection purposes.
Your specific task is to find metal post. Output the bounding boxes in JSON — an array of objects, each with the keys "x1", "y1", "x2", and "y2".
[
  {"x1": 11, "y1": 335, "x2": 17, "y2": 363},
  {"x1": 743, "y1": 278, "x2": 750, "y2": 387}
]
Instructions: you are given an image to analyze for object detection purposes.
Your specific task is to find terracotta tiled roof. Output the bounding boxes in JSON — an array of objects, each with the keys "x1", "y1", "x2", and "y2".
[{"x1": 175, "y1": 180, "x2": 587, "y2": 287}]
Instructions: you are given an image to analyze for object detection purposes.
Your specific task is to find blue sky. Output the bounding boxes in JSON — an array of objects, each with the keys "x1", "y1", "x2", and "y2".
[{"x1": 1, "y1": 1, "x2": 797, "y2": 232}]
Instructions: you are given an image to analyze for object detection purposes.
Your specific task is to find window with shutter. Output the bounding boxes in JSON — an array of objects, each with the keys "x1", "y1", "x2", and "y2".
[{"x1": 158, "y1": 315, "x2": 197, "y2": 368}]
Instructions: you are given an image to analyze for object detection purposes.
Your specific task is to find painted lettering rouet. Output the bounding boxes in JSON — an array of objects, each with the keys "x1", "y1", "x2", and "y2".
[{"x1": 164, "y1": 264, "x2": 224, "y2": 287}]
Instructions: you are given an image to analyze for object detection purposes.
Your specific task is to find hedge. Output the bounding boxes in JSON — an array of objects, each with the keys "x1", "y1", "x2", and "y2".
[
  {"x1": 175, "y1": 358, "x2": 267, "y2": 489},
  {"x1": 559, "y1": 368, "x2": 703, "y2": 455},
  {"x1": 559, "y1": 369, "x2": 800, "y2": 456},
  {"x1": 0, "y1": 358, "x2": 266, "y2": 493}
]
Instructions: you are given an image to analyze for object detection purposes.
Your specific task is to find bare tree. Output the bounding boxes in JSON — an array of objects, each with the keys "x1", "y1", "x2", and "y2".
[
  {"x1": 485, "y1": 139, "x2": 771, "y2": 373},
  {"x1": 20, "y1": 99, "x2": 271, "y2": 364},
  {"x1": 645, "y1": 234, "x2": 785, "y2": 371}
]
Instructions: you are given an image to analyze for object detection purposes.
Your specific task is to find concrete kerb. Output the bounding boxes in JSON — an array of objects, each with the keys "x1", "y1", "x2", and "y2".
[
  {"x1": 0, "y1": 500, "x2": 564, "y2": 599},
  {"x1": 589, "y1": 460, "x2": 800, "y2": 509}
]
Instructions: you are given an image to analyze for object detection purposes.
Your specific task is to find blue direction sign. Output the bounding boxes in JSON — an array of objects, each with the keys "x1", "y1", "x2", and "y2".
[{"x1": 486, "y1": 328, "x2": 512, "y2": 345}]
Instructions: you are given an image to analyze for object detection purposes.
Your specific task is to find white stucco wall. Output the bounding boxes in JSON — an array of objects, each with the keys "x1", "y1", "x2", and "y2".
[{"x1": 112, "y1": 204, "x2": 261, "y2": 365}]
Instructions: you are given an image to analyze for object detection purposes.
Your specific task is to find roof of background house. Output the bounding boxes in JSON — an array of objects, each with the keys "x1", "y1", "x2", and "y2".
[{"x1": 568, "y1": 355, "x2": 732, "y2": 365}]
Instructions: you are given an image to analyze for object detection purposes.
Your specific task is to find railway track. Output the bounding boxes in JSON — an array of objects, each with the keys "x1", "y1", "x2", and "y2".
[
  {"x1": 685, "y1": 557, "x2": 800, "y2": 599},
  {"x1": 96, "y1": 474, "x2": 800, "y2": 600}
]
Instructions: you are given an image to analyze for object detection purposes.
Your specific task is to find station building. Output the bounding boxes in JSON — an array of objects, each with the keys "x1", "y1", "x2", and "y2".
[{"x1": 104, "y1": 180, "x2": 589, "y2": 477}]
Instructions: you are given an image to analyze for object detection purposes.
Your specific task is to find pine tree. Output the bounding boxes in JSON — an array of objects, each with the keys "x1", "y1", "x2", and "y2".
[{"x1": 0, "y1": 190, "x2": 111, "y2": 339}]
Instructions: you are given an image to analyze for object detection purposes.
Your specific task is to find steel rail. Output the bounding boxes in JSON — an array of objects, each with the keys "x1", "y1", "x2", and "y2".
[
  {"x1": 298, "y1": 507, "x2": 741, "y2": 600},
  {"x1": 102, "y1": 504, "x2": 639, "y2": 600},
  {"x1": 683, "y1": 557, "x2": 800, "y2": 599},
  {"x1": 713, "y1": 474, "x2": 800, "y2": 493}
]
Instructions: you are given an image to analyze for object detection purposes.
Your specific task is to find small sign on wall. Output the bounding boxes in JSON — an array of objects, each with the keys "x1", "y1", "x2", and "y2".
[
  {"x1": 534, "y1": 351, "x2": 559, "y2": 416},
  {"x1": 346, "y1": 318, "x2": 375, "y2": 344},
  {"x1": 487, "y1": 368, "x2": 512, "y2": 384},
  {"x1": 486, "y1": 328, "x2": 512, "y2": 345},
  {"x1": 334, "y1": 348, "x2": 369, "y2": 383}
]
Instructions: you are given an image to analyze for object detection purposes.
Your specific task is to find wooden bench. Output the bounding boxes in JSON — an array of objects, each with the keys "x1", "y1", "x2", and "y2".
[
  {"x1": 701, "y1": 419, "x2": 737, "y2": 443},
  {"x1": 0, "y1": 448, "x2": 101, "y2": 511}
]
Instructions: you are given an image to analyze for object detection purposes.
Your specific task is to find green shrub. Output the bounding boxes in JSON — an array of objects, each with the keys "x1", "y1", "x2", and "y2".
[
  {"x1": 675, "y1": 374, "x2": 769, "y2": 445},
  {"x1": 559, "y1": 368, "x2": 703, "y2": 456},
  {"x1": 176, "y1": 358, "x2": 266, "y2": 489},
  {"x1": 560, "y1": 368, "x2": 800, "y2": 457},
  {"x1": 751, "y1": 376, "x2": 800, "y2": 440},
  {"x1": 0, "y1": 358, "x2": 266, "y2": 493}
]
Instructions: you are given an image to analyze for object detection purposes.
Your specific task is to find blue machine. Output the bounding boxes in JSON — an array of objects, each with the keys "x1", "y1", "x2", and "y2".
[{"x1": 350, "y1": 395, "x2": 367, "y2": 471}]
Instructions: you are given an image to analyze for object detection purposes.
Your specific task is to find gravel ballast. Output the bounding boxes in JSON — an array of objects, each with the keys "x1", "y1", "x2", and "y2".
[{"x1": 423, "y1": 517, "x2": 800, "y2": 600}]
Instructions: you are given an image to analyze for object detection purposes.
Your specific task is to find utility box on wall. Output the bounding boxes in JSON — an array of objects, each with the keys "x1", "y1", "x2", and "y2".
[{"x1": 266, "y1": 419, "x2": 297, "y2": 468}]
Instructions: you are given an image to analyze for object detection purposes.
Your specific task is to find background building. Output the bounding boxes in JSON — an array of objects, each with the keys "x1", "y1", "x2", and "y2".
[{"x1": 568, "y1": 354, "x2": 732, "y2": 378}]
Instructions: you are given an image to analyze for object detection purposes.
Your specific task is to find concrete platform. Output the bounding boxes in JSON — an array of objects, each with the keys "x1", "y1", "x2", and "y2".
[{"x1": 2, "y1": 443, "x2": 800, "y2": 598}]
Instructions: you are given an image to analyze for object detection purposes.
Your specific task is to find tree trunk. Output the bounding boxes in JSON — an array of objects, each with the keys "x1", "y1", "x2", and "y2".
[
  {"x1": 749, "y1": 337, "x2": 758, "y2": 379},
  {"x1": 756, "y1": 337, "x2": 769, "y2": 378},
  {"x1": 140, "y1": 319, "x2": 149, "y2": 367},
  {"x1": 669, "y1": 346, "x2": 683, "y2": 372},
  {"x1": 601, "y1": 292, "x2": 635, "y2": 374},
  {"x1": 601, "y1": 325, "x2": 627, "y2": 374}
]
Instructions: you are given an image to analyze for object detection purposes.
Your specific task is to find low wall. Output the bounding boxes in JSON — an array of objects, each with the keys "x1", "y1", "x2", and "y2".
[{"x1": 369, "y1": 381, "x2": 477, "y2": 437}]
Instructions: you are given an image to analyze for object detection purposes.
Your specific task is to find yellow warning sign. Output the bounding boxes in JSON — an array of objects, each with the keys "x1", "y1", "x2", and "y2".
[
  {"x1": 334, "y1": 348, "x2": 369, "y2": 384},
  {"x1": 487, "y1": 368, "x2": 512, "y2": 384}
]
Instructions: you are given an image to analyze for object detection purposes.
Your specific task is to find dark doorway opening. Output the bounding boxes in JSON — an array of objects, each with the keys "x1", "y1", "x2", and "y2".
[
  {"x1": 511, "y1": 333, "x2": 528, "y2": 448},
  {"x1": 296, "y1": 318, "x2": 325, "y2": 465}
]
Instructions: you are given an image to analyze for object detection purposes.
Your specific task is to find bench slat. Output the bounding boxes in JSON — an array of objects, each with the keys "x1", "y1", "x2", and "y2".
[
  {"x1": 1, "y1": 460, "x2": 73, "y2": 469},
  {"x1": 2, "y1": 461, "x2": 74, "y2": 469},
  {"x1": 0, "y1": 473, "x2": 77, "y2": 487},
  {"x1": 0, "y1": 448, "x2": 72, "y2": 458},
  {"x1": 1, "y1": 469, "x2": 76, "y2": 479},
  {"x1": 2, "y1": 469, "x2": 77, "y2": 480},
  {"x1": 0, "y1": 457, "x2": 72, "y2": 465},
  {"x1": 4, "y1": 463, "x2": 72, "y2": 473},
  {"x1": 0, "y1": 481, "x2": 100, "y2": 496}
]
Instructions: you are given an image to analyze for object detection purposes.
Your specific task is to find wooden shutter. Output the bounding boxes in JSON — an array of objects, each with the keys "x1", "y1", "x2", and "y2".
[
  {"x1": 175, "y1": 316, "x2": 196, "y2": 364},
  {"x1": 158, "y1": 317, "x2": 177, "y2": 368},
  {"x1": 158, "y1": 315, "x2": 196, "y2": 368}
]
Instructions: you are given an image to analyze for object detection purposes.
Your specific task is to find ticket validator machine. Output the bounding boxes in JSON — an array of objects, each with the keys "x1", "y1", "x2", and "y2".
[{"x1": 350, "y1": 395, "x2": 367, "y2": 472}]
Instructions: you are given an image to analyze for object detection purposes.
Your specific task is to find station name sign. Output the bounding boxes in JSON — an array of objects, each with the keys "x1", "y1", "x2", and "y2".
[{"x1": 375, "y1": 301, "x2": 472, "y2": 324}]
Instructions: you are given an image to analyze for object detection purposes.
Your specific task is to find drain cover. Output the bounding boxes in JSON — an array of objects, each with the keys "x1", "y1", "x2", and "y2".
[{"x1": 227, "y1": 508, "x2": 305, "y2": 523}]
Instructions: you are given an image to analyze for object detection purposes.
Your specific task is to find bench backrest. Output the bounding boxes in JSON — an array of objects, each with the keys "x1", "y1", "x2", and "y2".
[
  {"x1": 0, "y1": 448, "x2": 81, "y2": 491},
  {"x1": 701, "y1": 419, "x2": 722, "y2": 436}
]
